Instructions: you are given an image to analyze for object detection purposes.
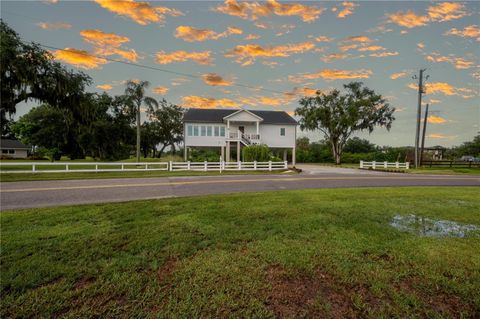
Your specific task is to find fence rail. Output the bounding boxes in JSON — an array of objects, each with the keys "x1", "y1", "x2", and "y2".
[
  {"x1": 360, "y1": 161, "x2": 410, "y2": 170},
  {"x1": 421, "y1": 160, "x2": 480, "y2": 168},
  {"x1": 169, "y1": 161, "x2": 287, "y2": 171},
  {"x1": 0, "y1": 162, "x2": 169, "y2": 174},
  {"x1": 0, "y1": 160, "x2": 288, "y2": 173}
]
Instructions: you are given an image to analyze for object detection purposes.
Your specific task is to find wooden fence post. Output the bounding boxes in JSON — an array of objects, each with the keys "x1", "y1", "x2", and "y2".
[
  {"x1": 204, "y1": 161, "x2": 207, "y2": 171},
  {"x1": 284, "y1": 161, "x2": 287, "y2": 169},
  {"x1": 238, "y1": 161, "x2": 241, "y2": 170},
  {"x1": 254, "y1": 161, "x2": 257, "y2": 170},
  {"x1": 268, "y1": 161, "x2": 272, "y2": 171},
  {"x1": 395, "y1": 162, "x2": 399, "y2": 169},
  {"x1": 187, "y1": 161, "x2": 191, "y2": 170},
  {"x1": 384, "y1": 161, "x2": 387, "y2": 169},
  {"x1": 169, "y1": 161, "x2": 173, "y2": 171},
  {"x1": 32, "y1": 164, "x2": 36, "y2": 173},
  {"x1": 372, "y1": 161, "x2": 376, "y2": 169},
  {"x1": 360, "y1": 160, "x2": 363, "y2": 169}
]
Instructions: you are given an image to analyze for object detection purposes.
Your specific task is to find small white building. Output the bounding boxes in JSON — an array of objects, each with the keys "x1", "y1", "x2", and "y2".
[
  {"x1": 183, "y1": 108, "x2": 297, "y2": 164},
  {"x1": 0, "y1": 139, "x2": 30, "y2": 159}
]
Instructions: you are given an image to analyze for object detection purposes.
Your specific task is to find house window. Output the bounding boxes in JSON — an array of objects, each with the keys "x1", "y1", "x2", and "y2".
[
  {"x1": 187, "y1": 125, "x2": 193, "y2": 136},
  {"x1": 214, "y1": 126, "x2": 220, "y2": 136},
  {"x1": 207, "y1": 126, "x2": 212, "y2": 136},
  {"x1": 2, "y1": 150, "x2": 8, "y2": 154},
  {"x1": 220, "y1": 126, "x2": 225, "y2": 137},
  {"x1": 9, "y1": 150, "x2": 15, "y2": 154},
  {"x1": 193, "y1": 126, "x2": 199, "y2": 136},
  {"x1": 280, "y1": 128, "x2": 286, "y2": 136},
  {"x1": 201, "y1": 126, "x2": 206, "y2": 136}
]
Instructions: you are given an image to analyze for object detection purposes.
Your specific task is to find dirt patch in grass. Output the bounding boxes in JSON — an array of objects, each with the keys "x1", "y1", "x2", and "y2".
[
  {"x1": 74, "y1": 277, "x2": 96, "y2": 290},
  {"x1": 264, "y1": 265, "x2": 360, "y2": 318},
  {"x1": 156, "y1": 258, "x2": 178, "y2": 283}
]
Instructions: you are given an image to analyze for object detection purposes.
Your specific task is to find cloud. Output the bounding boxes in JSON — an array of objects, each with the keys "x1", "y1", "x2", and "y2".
[
  {"x1": 345, "y1": 35, "x2": 373, "y2": 43},
  {"x1": 390, "y1": 72, "x2": 407, "y2": 80},
  {"x1": 96, "y1": 84, "x2": 113, "y2": 90},
  {"x1": 427, "y1": 2, "x2": 467, "y2": 22},
  {"x1": 321, "y1": 53, "x2": 349, "y2": 63},
  {"x1": 54, "y1": 48, "x2": 107, "y2": 69},
  {"x1": 428, "y1": 133, "x2": 456, "y2": 140},
  {"x1": 408, "y1": 82, "x2": 473, "y2": 97},
  {"x1": 387, "y1": 10, "x2": 429, "y2": 28},
  {"x1": 387, "y1": 2, "x2": 467, "y2": 29},
  {"x1": 152, "y1": 86, "x2": 169, "y2": 95},
  {"x1": 37, "y1": 21, "x2": 72, "y2": 30},
  {"x1": 314, "y1": 35, "x2": 334, "y2": 42},
  {"x1": 244, "y1": 34, "x2": 261, "y2": 40},
  {"x1": 175, "y1": 25, "x2": 242, "y2": 42},
  {"x1": 80, "y1": 29, "x2": 137, "y2": 62},
  {"x1": 214, "y1": 0, "x2": 324, "y2": 23},
  {"x1": 292, "y1": 69, "x2": 372, "y2": 81},
  {"x1": 201, "y1": 73, "x2": 233, "y2": 86},
  {"x1": 417, "y1": 42, "x2": 425, "y2": 50},
  {"x1": 444, "y1": 25, "x2": 480, "y2": 41},
  {"x1": 357, "y1": 45, "x2": 385, "y2": 52},
  {"x1": 337, "y1": 35, "x2": 374, "y2": 51},
  {"x1": 427, "y1": 115, "x2": 447, "y2": 124},
  {"x1": 182, "y1": 96, "x2": 239, "y2": 109},
  {"x1": 155, "y1": 50, "x2": 213, "y2": 65},
  {"x1": 426, "y1": 53, "x2": 475, "y2": 69},
  {"x1": 369, "y1": 51, "x2": 399, "y2": 57},
  {"x1": 94, "y1": 0, "x2": 182, "y2": 25},
  {"x1": 225, "y1": 41, "x2": 315, "y2": 65},
  {"x1": 337, "y1": 2, "x2": 357, "y2": 18}
]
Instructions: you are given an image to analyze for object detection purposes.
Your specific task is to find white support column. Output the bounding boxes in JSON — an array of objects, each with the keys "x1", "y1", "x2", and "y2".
[
  {"x1": 184, "y1": 146, "x2": 187, "y2": 161},
  {"x1": 292, "y1": 147, "x2": 296, "y2": 166},
  {"x1": 283, "y1": 149, "x2": 287, "y2": 162},
  {"x1": 226, "y1": 141, "x2": 230, "y2": 162},
  {"x1": 237, "y1": 141, "x2": 240, "y2": 162},
  {"x1": 256, "y1": 121, "x2": 259, "y2": 135},
  {"x1": 221, "y1": 146, "x2": 225, "y2": 162}
]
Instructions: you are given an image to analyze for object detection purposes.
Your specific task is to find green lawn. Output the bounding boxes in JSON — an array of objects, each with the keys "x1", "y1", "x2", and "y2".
[{"x1": 1, "y1": 187, "x2": 479, "y2": 318}]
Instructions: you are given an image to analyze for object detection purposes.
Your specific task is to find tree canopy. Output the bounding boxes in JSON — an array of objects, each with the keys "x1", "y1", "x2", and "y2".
[{"x1": 296, "y1": 82, "x2": 395, "y2": 164}]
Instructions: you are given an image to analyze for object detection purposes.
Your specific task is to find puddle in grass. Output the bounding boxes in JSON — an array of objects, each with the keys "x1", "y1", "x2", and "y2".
[{"x1": 390, "y1": 214, "x2": 480, "y2": 238}]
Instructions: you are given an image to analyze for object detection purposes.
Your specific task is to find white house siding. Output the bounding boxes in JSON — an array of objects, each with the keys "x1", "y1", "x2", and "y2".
[
  {"x1": 184, "y1": 122, "x2": 227, "y2": 147},
  {"x1": 225, "y1": 111, "x2": 261, "y2": 122},
  {"x1": 259, "y1": 124, "x2": 296, "y2": 148},
  {"x1": 1, "y1": 149, "x2": 28, "y2": 158}
]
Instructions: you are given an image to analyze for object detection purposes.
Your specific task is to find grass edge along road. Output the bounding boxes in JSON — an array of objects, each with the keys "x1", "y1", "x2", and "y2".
[{"x1": 1, "y1": 187, "x2": 479, "y2": 318}]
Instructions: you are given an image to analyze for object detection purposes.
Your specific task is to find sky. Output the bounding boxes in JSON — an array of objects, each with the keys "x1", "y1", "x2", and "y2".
[{"x1": 2, "y1": 0, "x2": 479, "y2": 147}]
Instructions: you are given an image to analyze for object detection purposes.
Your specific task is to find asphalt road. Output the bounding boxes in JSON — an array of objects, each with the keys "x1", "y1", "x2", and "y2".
[{"x1": 1, "y1": 166, "x2": 479, "y2": 210}]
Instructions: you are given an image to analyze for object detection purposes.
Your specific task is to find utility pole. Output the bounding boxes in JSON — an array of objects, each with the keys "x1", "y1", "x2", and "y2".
[
  {"x1": 420, "y1": 103, "x2": 429, "y2": 166},
  {"x1": 413, "y1": 69, "x2": 428, "y2": 168}
]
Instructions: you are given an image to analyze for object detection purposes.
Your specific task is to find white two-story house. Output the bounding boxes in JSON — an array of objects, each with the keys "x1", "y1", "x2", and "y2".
[{"x1": 183, "y1": 108, "x2": 298, "y2": 164}]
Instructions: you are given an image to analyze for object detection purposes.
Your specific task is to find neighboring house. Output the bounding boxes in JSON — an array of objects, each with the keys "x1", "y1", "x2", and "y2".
[
  {"x1": 0, "y1": 139, "x2": 30, "y2": 159},
  {"x1": 183, "y1": 108, "x2": 298, "y2": 164}
]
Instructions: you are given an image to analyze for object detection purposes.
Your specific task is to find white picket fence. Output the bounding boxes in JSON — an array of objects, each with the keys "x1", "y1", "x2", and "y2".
[
  {"x1": 0, "y1": 162, "x2": 169, "y2": 174},
  {"x1": 0, "y1": 161, "x2": 288, "y2": 174},
  {"x1": 360, "y1": 160, "x2": 410, "y2": 170},
  {"x1": 169, "y1": 161, "x2": 287, "y2": 172}
]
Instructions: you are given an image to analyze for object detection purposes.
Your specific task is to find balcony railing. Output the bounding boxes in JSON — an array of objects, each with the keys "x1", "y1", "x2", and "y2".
[{"x1": 229, "y1": 132, "x2": 260, "y2": 140}]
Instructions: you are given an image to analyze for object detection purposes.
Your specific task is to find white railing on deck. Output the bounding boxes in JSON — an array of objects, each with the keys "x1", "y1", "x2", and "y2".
[
  {"x1": 0, "y1": 162, "x2": 169, "y2": 174},
  {"x1": 169, "y1": 161, "x2": 287, "y2": 171},
  {"x1": 360, "y1": 161, "x2": 410, "y2": 170}
]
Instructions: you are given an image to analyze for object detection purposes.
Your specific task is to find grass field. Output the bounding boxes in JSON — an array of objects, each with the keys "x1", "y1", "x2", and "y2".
[{"x1": 1, "y1": 187, "x2": 479, "y2": 318}]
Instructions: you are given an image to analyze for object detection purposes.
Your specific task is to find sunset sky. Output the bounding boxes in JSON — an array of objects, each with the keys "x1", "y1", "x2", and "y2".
[{"x1": 2, "y1": 0, "x2": 479, "y2": 147}]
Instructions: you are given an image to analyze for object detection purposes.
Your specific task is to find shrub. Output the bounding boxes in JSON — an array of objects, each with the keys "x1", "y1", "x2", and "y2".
[
  {"x1": 189, "y1": 149, "x2": 220, "y2": 162},
  {"x1": 242, "y1": 144, "x2": 272, "y2": 161}
]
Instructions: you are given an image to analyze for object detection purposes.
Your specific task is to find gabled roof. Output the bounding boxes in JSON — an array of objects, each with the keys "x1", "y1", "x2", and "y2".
[
  {"x1": 223, "y1": 109, "x2": 264, "y2": 121},
  {"x1": 0, "y1": 139, "x2": 30, "y2": 149},
  {"x1": 184, "y1": 108, "x2": 297, "y2": 125}
]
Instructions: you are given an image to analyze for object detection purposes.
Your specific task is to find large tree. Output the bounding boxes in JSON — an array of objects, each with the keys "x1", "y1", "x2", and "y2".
[
  {"x1": 0, "y1": 21, "x2": 91, "y2": 136},
  {"x1": 121, "y1": 81, "x2": 158, "y2": 162},
  {"x1": 296, "y1": 82, "x2": 395, "y2": 164}
]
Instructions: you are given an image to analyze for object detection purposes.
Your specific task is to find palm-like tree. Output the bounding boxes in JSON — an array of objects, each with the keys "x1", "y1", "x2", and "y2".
[{"x1": 123, "y1": 80, "x2": 158, "y2": 162}]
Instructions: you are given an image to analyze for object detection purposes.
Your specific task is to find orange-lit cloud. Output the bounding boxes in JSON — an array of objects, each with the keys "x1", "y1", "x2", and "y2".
[
  {"x1": 427, "y1": 115, "x2": 447, "y2": 124},
  {"x1": 314, "y1": 35, "x2": 334, "y2": 42},
  {"x1": 155, "y1": 50, "x2": 213, "y2": 65},
  {"x1": 369, "y1": 51, "x2": 399, "y2": 57},
  {"x1": 244, "y1": 34, "x2": 261, "y2": 40},
  {"x1": 175, "y1": 25, "x2": 242, "y2": 42},
  {"x1": 444, "y1": 25, "x2": 480, "y2": 41},
  {"x1": 337, "y1": 2, "x2": 357, "y2": 18},
  {"x1": 428, "y1": 133, "x2": 456, "y2": 140},
  {"x1": 152, "y1": 86, "x2": 169, "y2": 95},
  {"x1": 37, "y1": 21, "x2": 72, "y2": 29},
  {"x1": 95, "y1": 0, "x2": 182, "y2": 25},
  {"x1": 345, "y1": 35, "x2": 373, "y2": 43},
  {"x1": 390, "y1": 72, "x2": 407, "y2": 80},
  {"x1": 426, "y1": 53, "x2": 475, "y2": 69},
  {"x1": 427, "y1": 2, "x2": 467, "y2": 22},
  {"x1": 321, "y1": 53, "x2": 349, "y2": 63},
  {"x1": 417, "y1": 42, "x2": 425, "y2": 50},
  {"x1": 292, "y1": 69, "x2": 372, "y2": 81},
  {"x1": 387, "y1": 10, "x2": 429, "y2": 28},
  {"x1": 96, "y1": 84, "x2": 113, "y2": 90},
  {"x1": 182, "y1": 96, "x2": 239, "y2": 109},
  {"x1": 54, "y1": 48, "x2": 108, "y2": 69},
  {"x1": 225, "y1": 41, "x2": 315, "y2": 65},
  {"x1": 357, "y1": 45, "x2": 385, "y2": 52},
  {"x1": 80, "y1": 29, "x2": 137, "y2": 62},
  {"x1": 214, "y1": 0, "x2": 324, "y2": 23},
  {"x1": 201, "y1": 73, "x2": 233, "y2": 86},
  {"x1": 408, "y1": 82, "x2": 472, "y2": 97}
]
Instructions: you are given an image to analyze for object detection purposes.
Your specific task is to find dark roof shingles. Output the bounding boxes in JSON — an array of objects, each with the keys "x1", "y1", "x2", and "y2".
[
  {"x1": 0, "y1": 139, "x2": 30, "y2": 149},
  {"x1": 183, "y1": 108, "x2": 297, "y2": 125}
]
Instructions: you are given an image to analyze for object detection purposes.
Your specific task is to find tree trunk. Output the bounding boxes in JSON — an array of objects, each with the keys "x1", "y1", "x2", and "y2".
[
  {"x1": 158, "y1": 144, "x2": 167, "y2": 158},
  {"x1": 136, "y1": 103, "x2": 141, "y2": 162},
  {"x1": 331, "y1": 141, "x2": 342, "y2": 165}
]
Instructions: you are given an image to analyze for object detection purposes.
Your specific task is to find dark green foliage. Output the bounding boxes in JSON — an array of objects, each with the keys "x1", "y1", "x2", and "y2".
[
  {"x1": 189, "y1": 149, "x2": 221, "y2": 162},
  {"x1": 344, "y1": 137, "x2": 376, "y2": 153},
  {"x1": 242, "y1": 144, "x2": 272, "y2": 161},
  {"x1": 446, "y1": 135, "x2": 480, "y2": 159},
  {"x1": 296, "y1": 82, "x2": 395, "y2": 164}
]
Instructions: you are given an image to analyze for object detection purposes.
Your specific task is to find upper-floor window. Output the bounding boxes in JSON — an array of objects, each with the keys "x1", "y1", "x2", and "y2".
[
  {"x1": 220, "y1": 126, "x2": 225, "y2": 137},
  {"x1": 193, "y1": 126, "x2": 199, "y2": 136},
  {"x1": 201, "y1": 126, "x2": 207, "y2": 136},
  {"x1": 214, "y1": 126, "x2": 220, "y2": 136},
  {"x1": 187, "y1": 125, "x2": 193, "y2": 136},
  {"x1": 187, "y1": 124, "x2": 226, "y2": 137},
  {"x1": 280, "y1": 128, "x2": 286, "y2": 136},
  {"x1": 207, "y1": 126, "x2": 212, "y2": 136}
]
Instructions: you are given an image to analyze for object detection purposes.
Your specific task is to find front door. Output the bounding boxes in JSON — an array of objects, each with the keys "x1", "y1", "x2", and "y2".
[{"x1": 239, "y1": 126, "x2": 245, "y2": 134}]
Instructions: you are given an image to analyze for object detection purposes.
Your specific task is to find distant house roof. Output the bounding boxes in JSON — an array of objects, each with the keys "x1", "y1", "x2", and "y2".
[
  {"x1": 184, "y1": 108, "x2": 297, "y2": 125},
  {"x1": 0, "y1": 139, "x2": 30, "y2": 149}
]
